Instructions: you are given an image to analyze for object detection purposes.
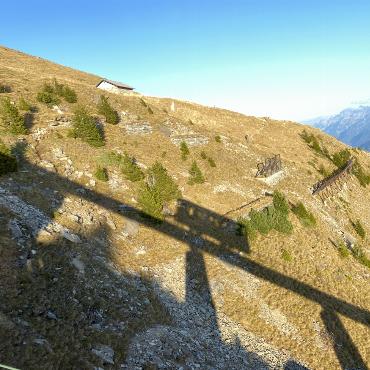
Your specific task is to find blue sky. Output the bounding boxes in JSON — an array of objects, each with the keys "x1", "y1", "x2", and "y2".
[{"x1": 1, "y1": 0, "x2": 370, "y2": 120}]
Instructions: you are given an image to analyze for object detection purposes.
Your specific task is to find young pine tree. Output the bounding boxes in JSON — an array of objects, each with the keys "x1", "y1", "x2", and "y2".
[
  {"x1": 97, "y1": 95, "x2": 119, "y2": 124},
  {"x1": 70, "y1": 106, "x2": 104, "y2": 147},
  {"x1": 0, "y1": 98, "x2": 27, "y2": 134}
]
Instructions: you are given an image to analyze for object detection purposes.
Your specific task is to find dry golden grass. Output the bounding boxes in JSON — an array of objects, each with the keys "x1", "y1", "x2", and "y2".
[{"x1": 0, "y1": 45, "x2": 369, "y2": 369}]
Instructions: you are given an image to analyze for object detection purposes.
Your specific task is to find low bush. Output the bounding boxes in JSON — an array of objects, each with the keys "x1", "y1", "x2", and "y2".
[
  {"x1": 37, "y1": 88, "x2": 61, "y2": 107},
  {"x1": 94, "y1": 166, "x2": 108, "y2": 182},
  {"x1": 215, "y1": 135, "x2": 221, "y2": 143},
  {"x1": 281, "y1": 249, "x2": 292, "y2": 262},
  {"x1": 337, "y1": 242, "x2": 350, "y2": 258},
  {"x1": 0, "y1": 98, "x2": 27, "y2": 134},
  {"x1": 0, "y1": 140, "x2": 17, "y2": 175},
  {"x1": 300, "y1": 130, "x2": 330, "y2": 158},
  {"x1": 351, "y1": 219, "x2": 366, "y2": 239},
  {"x1": 97, "y1": 95, "x2": 119, "y2": 124},
  {"x1": 352, "y1": 161, "x2": 370, "y2": 187},
  {"x1": 37, "y1": 80, "x2": 77, "y2": 106},
  {"x1": 188, "y1": 161, "x2": 205, "y2": 184},
  {"x1": 180, "y1": 141, "x2": 190, "y2": 161},
  {"x1": 62, "y1": 85, "x2": 77, "y2": 103},
  {"x1": 69, "y1": 106, "x2": 104, "y2": 147},
  {"x1": 352, "y1": 245, "x2": 370, "y2": 269},
  {"x1": 331, "y1": 149, "x2": 351, "y2": 168},
  {"x1": 292, "y1": 202, "x2": 316, "y2": 227},
  {"x1": 120, "y1": 154, "x2": 144, "y2": 182},
  {"x1": 138, "y1": 162, "x2": 181, "y2": 221},
  {"x1": 0, "y1": 84, "x2": 11, "y2": 93},
  {"x1": 239, "y1": 191, "x2": 293, "y2": 243}
]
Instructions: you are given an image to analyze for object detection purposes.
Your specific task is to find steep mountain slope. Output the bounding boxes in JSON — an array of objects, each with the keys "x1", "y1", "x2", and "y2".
[
  {"x1": 305, "y1": 106, "x2": 370, "y2": 150},
  {"x1": 0, "y1": 46, "x2": 370, "y2": 370}
]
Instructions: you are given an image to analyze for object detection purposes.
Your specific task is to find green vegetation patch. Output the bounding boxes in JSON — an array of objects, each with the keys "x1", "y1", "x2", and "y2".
[
  {"x1": 300, "y1": 130, "x2": 330, "y2": 158},
  {"x1": 291, "y1": 202, "x2": 316, "y2": 228},
  {"x1": 0, "y1": 98, "x2": 27, "y2": 134},
  {"x1": 94, "y1": 166, "x2": 108, "y2": 182},
  {"x1": 214, "y1": 135, "x2": 221, "y2": 143},
  {"x1": 37, "y1": 79, "x2": 77, "y2": 106},
  {"x1": 351, "y1": 219, "x2": 366, "y2": 239},
  {"x1": 120, "y1": 154, "x2": 144, "y2": 182},
  {"x1": 138, "y1": 162, "x2": 181, "y2": 221},
  {"x1": 69, "y1": 106, "x2": 104, "y2": 147},
  {"x1": 0, "y1": 139, "x2": 17, "y2": 175},
  {"x1": 352, "y1": 245, "x2": 370, "y2": 269},
  {"x1": 97, "y1": 95, "x2": 119, "y2": 124},
  {"x1": 180, "y1": 141, "x2": 190, "y2": 161},
  {"x1": 238, "y1": 191, "x2": 293, "y2": 244},
  {"x1": 281, "y1": 249, "x2": 293, "y2": 262},
  {"x1": 188, "y1": 161, "x2": 205, "y2": 185},
  {"x1": 337, "y1": 242, "x2": 350, "y2": 258}
]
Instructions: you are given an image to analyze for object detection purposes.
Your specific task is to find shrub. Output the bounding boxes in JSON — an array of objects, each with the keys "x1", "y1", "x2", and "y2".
[
  {"x1": 147, "y1": 162, "x2": 181, "y2": 203},
  {"x1": 292, "y1": 202, "x2": 316, "y2": 227},
  {"x1": 352, "y1": 219, "x2": 366, "y2": 239},
  {"x1": 18, "y1": 97, "x2": 32, "y2": 112},
  {"x1": 37, "y1": 88, "x2": 60, "y2": 107},
  {"x1": 97, "y1": 95, "x2": 119, "y2": 124},
  {"x1": 62, "y1": 85, "x2": 77, "y2": 103},
  {"x1": 0, "y1": 84, "x2": 11, "y2": 93},
  {"x1": 0, "y1": 140, "x2": 17, "y2": 175},
  {"x1": 352, "y1": 245, "x2": 370, "y2": 269},
  {"x1": 281, "y1": 249, "x2": 292, "y2": 262},
  {"x1": 215, "y1": 135, "x2": 221, "y2": 143},
  {"x1": 99, "y1": 151, "x2": 124, "y2": 167},
  {"x1": 180, "y1": 141, "x2": 190, "y2": 161},
  {"x1": 0, "y1": 98, "x2": 27, "y2": 134},
  {"x1": 300, "y1": 130, "x2": 329, "y2": 158},
  {"x1": 37, "y1": 80, "x2": 77, "y2": 106},
  {"x1": 70, "y1": 106, "x2": 104, "y2": 147},
  {"x1": 337, "y1": 242, "x2": 350, "y2": 258},
  {"x1": 188, "y1": 161, "x2": 205, "y2": 184},
  {"x1": 138, "y1": 162, "x2": 181, "y2": 221},
  {"x1": 138, "y1": 183, "x2": 163, "y2": 220},
  {"x1": 273, "y1": 191, "x2": 289, "y2": 215},
  {"x1": 331, "y1": 149, "x2": 351, "y2": 168},
  {"x1": 94, "y1": 166, "x2": 108, "y2": 182},
  {"x1": 200, "y1": 151, "x2": 207, "y2": 160},
  {"x1": 239, "y1": 191, "x2": 292, "y2": 243},
  {"x1": 352, "y1": 160, "x2": 370, "y2": 187},
  {"x1": 121, "y1": 154, "x2": 144, "y2": 182}
]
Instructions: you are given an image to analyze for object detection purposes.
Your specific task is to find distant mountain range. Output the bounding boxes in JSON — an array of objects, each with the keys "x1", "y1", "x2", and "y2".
[{"x1": 303, "y1": 105, "x2": 370, "y2": 151}]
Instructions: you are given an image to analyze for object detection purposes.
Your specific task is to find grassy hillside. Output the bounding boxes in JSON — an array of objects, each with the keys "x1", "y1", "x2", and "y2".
[{"x1": 0, "y1": 45, "x2": 369, "y2": 370}]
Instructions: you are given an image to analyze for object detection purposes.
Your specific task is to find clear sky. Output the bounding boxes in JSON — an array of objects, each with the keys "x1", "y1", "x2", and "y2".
[{"x1": 1, "y1": 0, "x2": 370, "y2": 121}]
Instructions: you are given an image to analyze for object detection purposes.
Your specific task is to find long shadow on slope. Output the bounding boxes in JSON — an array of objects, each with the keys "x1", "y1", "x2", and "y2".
[{"x1": 0, "y1": 145, "x2": 368, "y2": 369}]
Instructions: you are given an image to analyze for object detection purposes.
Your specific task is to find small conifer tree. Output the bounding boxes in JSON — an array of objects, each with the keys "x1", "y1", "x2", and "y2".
[
  {"x1": 180, "y1": 141, "x2": 190, "y2": 160},
  {"x1": 188, "y1": 161, "x2": 205, "y2": 184},
  {"x1": 0, "y1": 98, "x2": 27, "y2": 134},
  {"x1": 70, "y1": 106, "x2": 104, "y2": 147},
  {"x1": 97, "y1": 95, "x2": 119, "y2": 124}
]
